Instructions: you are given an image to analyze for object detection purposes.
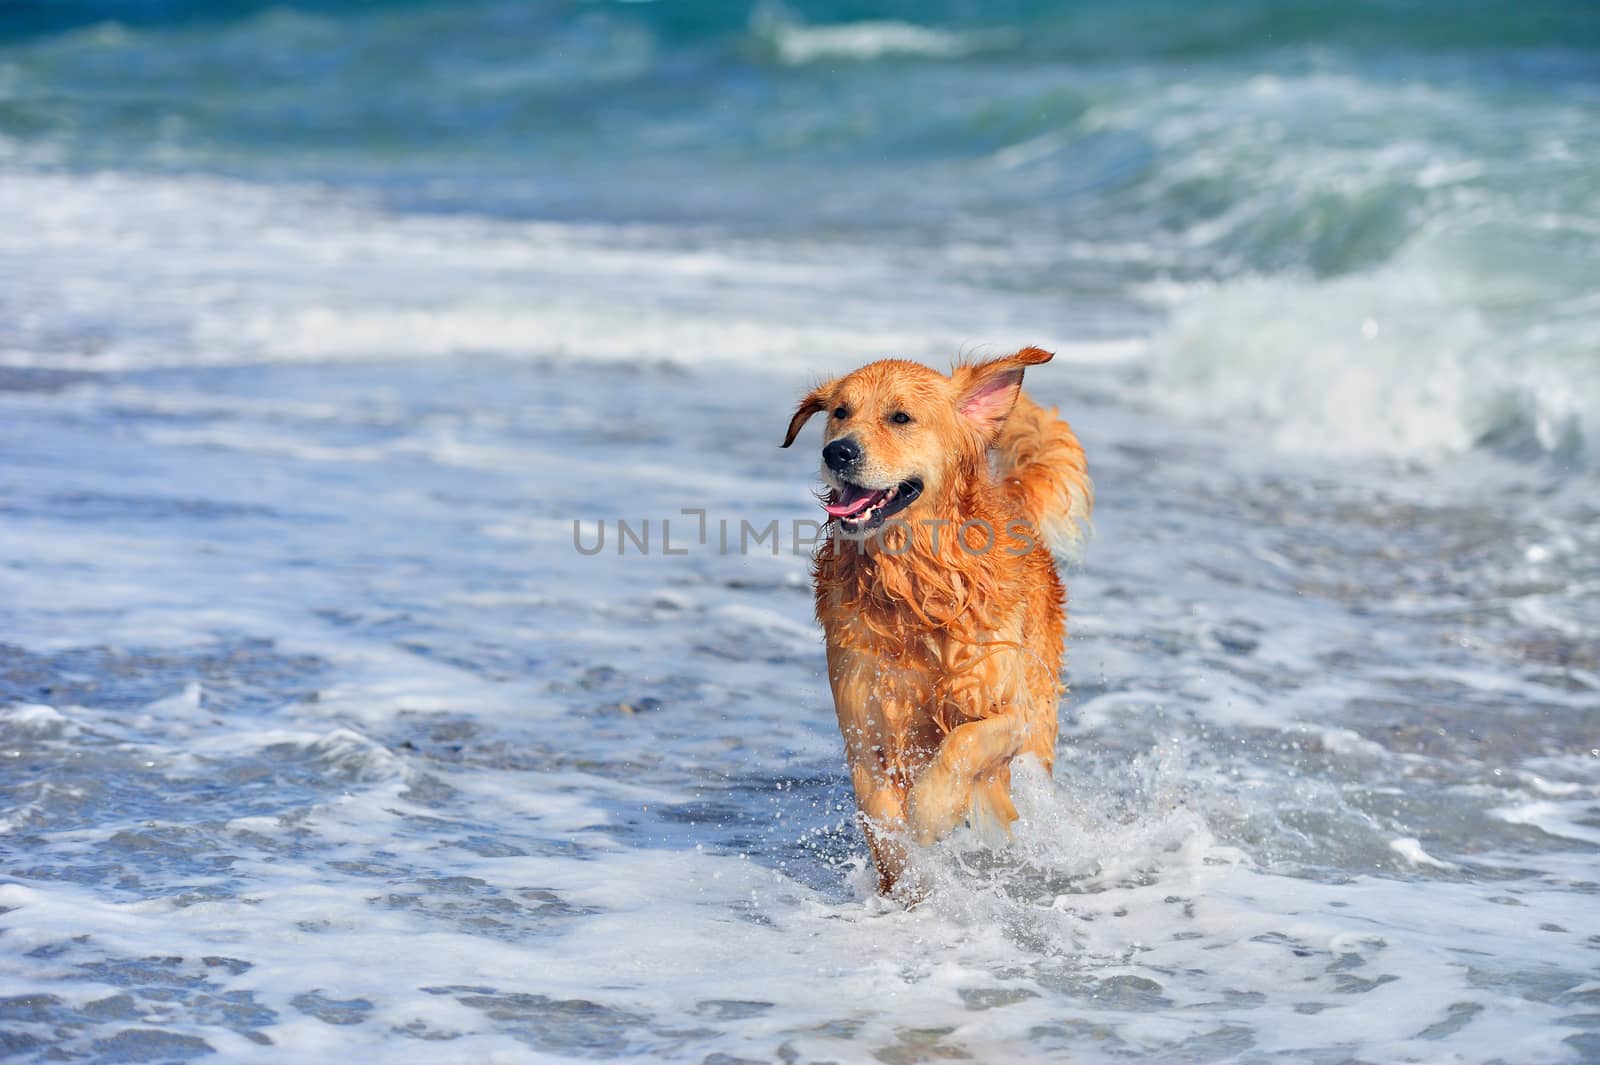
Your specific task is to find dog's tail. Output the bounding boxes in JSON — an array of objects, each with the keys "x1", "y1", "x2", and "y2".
[{"x1": 993, "y1": 391, "x2": 1093, "y2": 562}]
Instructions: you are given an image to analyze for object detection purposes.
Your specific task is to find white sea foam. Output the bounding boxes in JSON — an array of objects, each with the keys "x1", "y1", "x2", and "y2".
[
  {"x1": 1493, "y1": 801, "x2": 1600, "y2": 847},
  {"x1": 0, "y1": 170, "x2": 1127, "y2": 378},
  {"x1": 1389, "y1": 836, "x2": 1458, "y2": 870},
  {"x1": 0, "y1": 702, "x2": 78, "y2": 736},
  {"x1": 753, "y1": 11, "x2": 996, "y2": 65}
]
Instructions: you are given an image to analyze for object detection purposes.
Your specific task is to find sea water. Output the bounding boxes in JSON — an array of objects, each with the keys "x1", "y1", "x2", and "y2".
[{"x1": 1, "y1": 3, "x2": 1598, "y2": 1061}]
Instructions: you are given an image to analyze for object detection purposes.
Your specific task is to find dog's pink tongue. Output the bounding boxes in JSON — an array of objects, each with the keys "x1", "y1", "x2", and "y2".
[{"x1": 823, "y1": 485, "x2": 886, "y2": 518}]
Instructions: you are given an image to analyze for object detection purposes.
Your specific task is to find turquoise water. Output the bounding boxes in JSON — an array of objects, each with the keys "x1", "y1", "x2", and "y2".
[
  {"x1": 3, "y1": 0, "x2": 1598, "y2": 460},
  {"x1": 2, "y1": 4, "x2": 1600, "y2": 1062}
]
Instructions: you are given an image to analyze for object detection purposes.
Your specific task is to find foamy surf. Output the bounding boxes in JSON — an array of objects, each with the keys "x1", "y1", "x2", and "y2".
[
  {"x1": 1148, "y1": 259, "x2": 1600, "y2": 466},
  {"x1": 3, "y1": 348, "x2": 1597, "y2": 1060}
]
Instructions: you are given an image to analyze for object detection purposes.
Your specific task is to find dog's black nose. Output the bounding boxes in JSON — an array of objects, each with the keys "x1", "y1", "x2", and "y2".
[{"x1": 823, "y1": 437, "x2": 861, "y2": 473}]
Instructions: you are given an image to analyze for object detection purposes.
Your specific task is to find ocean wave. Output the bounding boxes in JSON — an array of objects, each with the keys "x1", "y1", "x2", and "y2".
[
  {"x1": 0, "y1": 169, "x2": 1142, "y2": 374},
  {"x1": 1148, "y1": 251, "x2": 1600, "y2": 468}
]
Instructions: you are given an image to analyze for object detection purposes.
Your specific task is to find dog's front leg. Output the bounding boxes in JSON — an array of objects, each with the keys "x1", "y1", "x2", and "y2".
[
  {"x1": 826, "y1": 642, "x2": 926, "y2": 895},
  {"x1": 905, "y1": 712, "x2": 1027, "y2": 844},
  {"x1": 847, "y1": 761, "x2": 911, "y2": 895}
]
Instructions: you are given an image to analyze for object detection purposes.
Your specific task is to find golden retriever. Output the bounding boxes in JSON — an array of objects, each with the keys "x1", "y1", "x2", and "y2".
[{"x1": 783, "y1": 347, "x2": 1092, "y2": 897}]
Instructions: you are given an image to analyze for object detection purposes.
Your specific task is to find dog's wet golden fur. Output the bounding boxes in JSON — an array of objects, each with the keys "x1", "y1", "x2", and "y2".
[{"x1": 783, "y1": 347, "x2": 1091, "y2": 896}]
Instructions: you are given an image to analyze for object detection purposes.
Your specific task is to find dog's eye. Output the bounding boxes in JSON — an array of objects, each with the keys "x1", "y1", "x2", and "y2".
[
  {"x1": 891, "y1": 411, "x2": 912, "y2": 425},
  {"x1": 833, "y1": 407, "x2": 848, "y2": 420}
]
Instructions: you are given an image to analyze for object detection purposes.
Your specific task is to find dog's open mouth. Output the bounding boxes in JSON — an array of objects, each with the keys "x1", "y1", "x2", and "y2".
[{"x1": 822, "y1": 478, "x2": 923, "y2": 532}]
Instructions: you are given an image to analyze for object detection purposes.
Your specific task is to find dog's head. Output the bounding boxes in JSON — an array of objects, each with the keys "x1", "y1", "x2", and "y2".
[{"x1": 781, "y1": 347, "x2": 1053, "y2": 532}]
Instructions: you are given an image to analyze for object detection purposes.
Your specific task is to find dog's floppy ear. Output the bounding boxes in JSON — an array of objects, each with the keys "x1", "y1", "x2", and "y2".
[
  {"x1": 954, "y1": 346, "x2": 1053, "y2": 440},
  {"x1": 781, "y1": 385, "x2": 830, "y2": 448}
]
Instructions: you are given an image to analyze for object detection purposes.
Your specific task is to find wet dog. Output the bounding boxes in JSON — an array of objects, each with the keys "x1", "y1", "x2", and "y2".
[{"x1": 783, "y1": 347, "x2": 1091, "y2": 896}]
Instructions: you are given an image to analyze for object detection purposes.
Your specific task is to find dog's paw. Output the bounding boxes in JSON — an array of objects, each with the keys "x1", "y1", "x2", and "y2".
[{"x1": 906, "y1": 765, "x2": 967, "y2": 844}]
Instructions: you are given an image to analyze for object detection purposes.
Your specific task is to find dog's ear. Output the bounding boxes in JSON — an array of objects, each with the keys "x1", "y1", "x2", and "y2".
[
  {"x1": 781, "y1": 386, "x2": 830, "y2": 448},
  {"x1": 954, "y1": 347, "x2": 1053, "y2": 440}
]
